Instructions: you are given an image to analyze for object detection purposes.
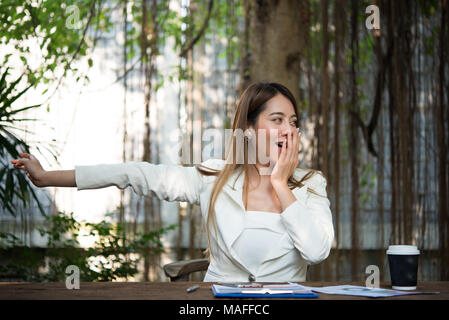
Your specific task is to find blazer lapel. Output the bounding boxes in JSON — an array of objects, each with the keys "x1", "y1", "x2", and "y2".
[
  {"x1": 222, "y1": 167, "x2": 245, "y2": 210},
  {"x1": 220, "y1": 168, "x2": 245, "y2": 247},
  {"x1": 214, "y1": 168, "x2": 254, "y2": 272}
]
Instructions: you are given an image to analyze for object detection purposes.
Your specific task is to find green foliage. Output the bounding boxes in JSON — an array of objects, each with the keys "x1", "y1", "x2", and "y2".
[
  {"x1": 360, "y1": 163, "x2": 377, "y2": 207},
  {"x1": 212, "y1": 0, "x2": 242, "y2": 67},
  {"x1": 0, "y1": 1, "x2": 112, "y2": 218},
  {"x1": 418, "y1": 0, "x2": 438, "y2": 17},
  {"x1": 357, "y1": 33, "x2": 374, "y2": 68},
  {"x1": 0, "y1": 0, "x2": 112, "y2": 86},
  {"x1": 0, "y1": 211, "x2": 177, "y2": 282},
  {"x1": 0, "y1": 67, "x2": 47, "y2": 216}
]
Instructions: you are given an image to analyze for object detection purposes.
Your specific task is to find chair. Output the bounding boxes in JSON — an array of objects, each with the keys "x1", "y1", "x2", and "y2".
[
  {"x1": 163, "y1": 258, "x2": 209, "y2": 281},
  {"x1": 164, "y1": 259, "x2": 312, "y2": 282}
]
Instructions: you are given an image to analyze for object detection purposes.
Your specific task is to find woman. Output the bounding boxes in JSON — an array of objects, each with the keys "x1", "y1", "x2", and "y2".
[{"x1": 11, "y1": 82, "x2": 334, "y2": 283}]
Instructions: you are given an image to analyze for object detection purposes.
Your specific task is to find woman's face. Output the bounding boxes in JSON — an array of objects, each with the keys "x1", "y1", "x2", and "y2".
[{"x1": 249, "y1": 93, "x2": 298, "y2": 166}]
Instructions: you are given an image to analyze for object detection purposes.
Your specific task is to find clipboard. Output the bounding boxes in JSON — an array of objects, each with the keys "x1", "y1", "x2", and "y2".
[{"x1": 211, "y1": 283, "x2": 319, "y2": 298}]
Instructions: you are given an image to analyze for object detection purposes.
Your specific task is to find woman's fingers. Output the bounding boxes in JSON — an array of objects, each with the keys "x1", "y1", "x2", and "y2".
[
  {"x1": 11, "y1": 158, "x2": 27, "y2": 170},
  {"x1": 293, "y1": 129, "x2": 299, "y2": 165},
  {"x1": 280, "y1": 135, "x2": 287, "y2": 162},
  {"x1": 287, "y1": 129, "x2": 293, "y2": 161},
  {"x1": 11, "y1": 153, "x2": 32, "y2": 166},
  {"x1": 285, "y1": 129, "x2": 298, "y2": 170},
  {"x1": 297, "y1": 128, "x2": 301, "y2": 150},
  {"x1": 294, "y1": 129, "x2": 299, "y2": 153},
  {"x1": 288, "y1": 130, "x2": 294, "y2": 162}
]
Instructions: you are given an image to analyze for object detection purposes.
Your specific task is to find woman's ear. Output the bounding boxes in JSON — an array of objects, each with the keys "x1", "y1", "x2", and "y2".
[{"x1": 246, "y1": 124, "x2": 256, "y2": 137}]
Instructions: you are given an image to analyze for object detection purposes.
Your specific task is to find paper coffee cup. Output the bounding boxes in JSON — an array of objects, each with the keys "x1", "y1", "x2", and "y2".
[{"x1": 387, "y1": 245, "x2": 420, "y2": 290}]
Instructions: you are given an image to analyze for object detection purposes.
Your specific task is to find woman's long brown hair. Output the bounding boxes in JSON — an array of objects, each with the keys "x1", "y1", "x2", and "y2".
[{"x1": 195, "y1": 82, "x2": 325, "y2": 259}]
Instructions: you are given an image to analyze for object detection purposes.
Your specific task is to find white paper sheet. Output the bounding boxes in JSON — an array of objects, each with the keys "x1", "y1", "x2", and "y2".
[{"x1": 301, "y1": 285, "x2": 438, "y2": 298}]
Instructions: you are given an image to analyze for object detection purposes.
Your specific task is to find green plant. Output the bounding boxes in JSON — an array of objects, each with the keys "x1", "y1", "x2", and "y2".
[
  {"x1": 0, "y1": 0, "x2": 112, "y2": 87},
  {"x1": 0, "y1": 211, "x2": 177, "y2": 282},
  {"x1": 0, "y1": 67, "x2": 48, "y2": 216},
  {"x1": 0, "y1": 1, "x2": 113, "y2": 217}
]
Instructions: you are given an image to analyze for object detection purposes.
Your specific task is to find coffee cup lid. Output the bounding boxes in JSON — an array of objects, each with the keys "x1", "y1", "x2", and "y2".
[{"x1": 386, "y1": 245, "x2": 420, "y2": 255}]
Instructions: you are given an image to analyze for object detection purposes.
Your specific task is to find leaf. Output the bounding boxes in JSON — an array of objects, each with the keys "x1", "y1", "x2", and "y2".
[
  {"x1": 2, "y1": 84, "x2": 36, "y2": 111},
  {"x1": 0, "y1": 134, "x2": 19, "y2": 157},
  {"x1": 0, "y1": 166, "x2": 6, "y2": 181},
  {"x1": 26, "y1": 181, "x2": 47, "y2": 216},
  {"x1": 0, "y1": 72, "x2": 24, "y2": 103},
  {"x1": 0, "y1": 67, "x2": 10, "y2": 96},
  {"x1": 17, "y1": 173, "x2": 29, "y2": 203},
  {"x1": 6, "y1": 104, "x2": 41, "y2": 117},
  {"x1": 0, "y1": 190, "x2": 16, "y2": 216},
  {"x1": 154, "y1": 80, "x2": 164, "y2": 92},
  {"x1": 5, "y1": 169, "x2": 14, "y2": 200}
]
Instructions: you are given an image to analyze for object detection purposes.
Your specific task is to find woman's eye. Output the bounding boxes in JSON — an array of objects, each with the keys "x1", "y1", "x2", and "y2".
[
  {"x1": 290, "y1": 122, "x2": 297, "y2": 127},
  {"x1": 273, "y1": 118, "x2": 282, "y2": 123}
]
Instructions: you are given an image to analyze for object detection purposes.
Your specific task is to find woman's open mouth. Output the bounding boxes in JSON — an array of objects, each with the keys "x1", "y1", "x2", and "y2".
[{"x1": 276, "y1": 141, "x2": 286, "y2": 151}]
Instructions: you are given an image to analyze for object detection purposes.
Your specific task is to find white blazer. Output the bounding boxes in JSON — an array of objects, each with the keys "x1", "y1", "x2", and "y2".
[{"x1": 75, "y1": 158, "x2": 334, "y2": 282}]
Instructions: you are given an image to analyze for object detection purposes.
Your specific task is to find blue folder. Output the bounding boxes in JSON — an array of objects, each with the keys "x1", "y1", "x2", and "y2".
[{"x1": 211, "y1": 285, "x2": 319, "y2": 298}]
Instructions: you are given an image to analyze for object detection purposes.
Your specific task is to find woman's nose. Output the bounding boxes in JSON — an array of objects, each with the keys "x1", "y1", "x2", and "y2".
[{"x1": 280, "y1": 128, "x2": 293, "y2": 137}]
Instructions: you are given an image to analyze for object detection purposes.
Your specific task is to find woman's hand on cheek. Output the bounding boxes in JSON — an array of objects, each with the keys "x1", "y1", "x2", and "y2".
[{"x1": 270, "y1": 129, "x2": 299, "y2": 188}]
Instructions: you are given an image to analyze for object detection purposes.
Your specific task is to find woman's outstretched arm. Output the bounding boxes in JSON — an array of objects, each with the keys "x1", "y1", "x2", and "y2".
[
  {"x1": 43, "y1": 170, "x2": 76, "y2": 187},
  {"x1": 11, "y1": 152, "x2": 76, "y2": 187},
  {"x1": 74, "y1": 160, "x2": 204, "y2": 204},
  {"x1": 12, "y1": 152, "x2": 221, "y2": 206}
]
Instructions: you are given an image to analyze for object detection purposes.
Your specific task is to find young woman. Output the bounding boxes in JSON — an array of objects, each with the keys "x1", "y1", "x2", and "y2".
[{"x1": 11, "y1": 82, "x2": 334, "y2": 283}]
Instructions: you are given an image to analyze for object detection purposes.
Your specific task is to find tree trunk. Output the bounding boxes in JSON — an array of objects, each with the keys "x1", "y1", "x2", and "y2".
[
  {"x1": 437, "y1": 0, "x2": 449, "y2": 280},
  {"x1": 333, "y1": 0, "x2": 345, "y2": 280},
  {"x1": 349, "y1": 0, "x2": 360, "y2": 281},
  {"x1": 238, "y1": 0, "x2": 252, "y2": 95},
  {"x1": 320, "y1": 0, "x2": 330, "y2": 179},
  {"x1": 119, "y1": 0, "x2": 128, "y2": 225},
  {"x1": 395, "y1": 1, "x2": 414, "y2": 245},
  {"x1": 240, "y1": 0, "x2": 306, "y2": 104},
  {"x1": 141, "y1": 0, "x2": 160, "y2": 281}
]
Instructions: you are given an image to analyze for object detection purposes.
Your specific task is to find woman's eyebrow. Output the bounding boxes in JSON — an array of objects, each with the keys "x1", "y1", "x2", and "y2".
[{"x1": 268, "y1": 112, "x2": 297, "y2": 118}]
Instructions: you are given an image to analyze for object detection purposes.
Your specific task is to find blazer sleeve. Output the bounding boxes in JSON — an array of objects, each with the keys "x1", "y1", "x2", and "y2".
[
  {"x1": 74, "y1": 159, "x2": 217, "y2": 205},
  {"x1": 280, "y1": 172, "x2": 334, "y2": 265}
]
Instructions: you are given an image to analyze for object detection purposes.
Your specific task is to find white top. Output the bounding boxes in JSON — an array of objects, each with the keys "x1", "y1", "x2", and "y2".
[{"x1": 232, "y1": 210, "x2": 285, "y2": 274}]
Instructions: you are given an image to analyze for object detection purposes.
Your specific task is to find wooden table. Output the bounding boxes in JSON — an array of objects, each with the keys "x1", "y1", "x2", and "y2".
[
  {"x1": 0, "y1": 281, "x2": 446, "y2": 318},
  {"x1": 0, "y1": 281, "x2": 446, "y2": 300}
]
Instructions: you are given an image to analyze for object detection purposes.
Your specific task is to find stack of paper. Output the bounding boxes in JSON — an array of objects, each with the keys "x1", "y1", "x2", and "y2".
[
  {"x1": 211, "y1": 283, "x2": 318, "y2": 298},
  {"x1": 302, "y1": 285, "x2": 439, "y2": 298}
]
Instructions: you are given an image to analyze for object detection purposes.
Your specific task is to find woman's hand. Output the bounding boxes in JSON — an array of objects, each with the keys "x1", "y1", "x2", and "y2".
[
  {"x1": 10, "y1": 153, "x2": 47, "y2": 187},
  {"x1": 270, "y1": 128, "x2": 300, "y2": 188}
]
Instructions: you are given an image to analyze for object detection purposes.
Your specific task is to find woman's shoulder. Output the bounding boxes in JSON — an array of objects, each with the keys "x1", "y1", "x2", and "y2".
[
  {"x1": 194, "y1": 158, "x2": 225, "y2": 186},
  {"x1": 293, "y1": 167, "x2": 321, "y2": 179},
  {"x1": 293, "y1": 167, "x2": 327, "y2": 195},
  {"x1": 194, "y1": 158, "x2": 225, "y2": 178},
  {"x1": 198, "y1": 158, "x2": 226, "y2": 171}
]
